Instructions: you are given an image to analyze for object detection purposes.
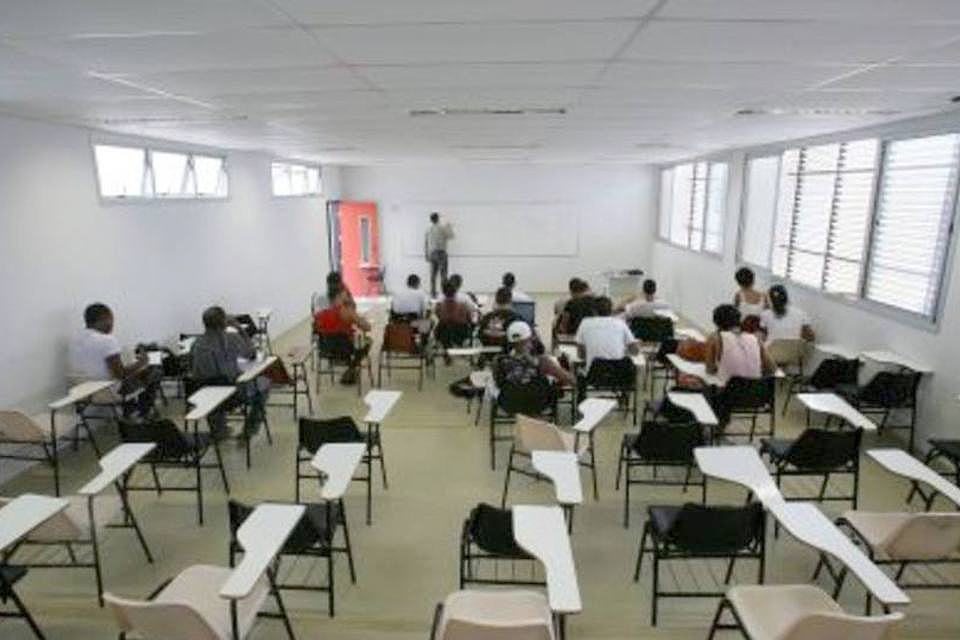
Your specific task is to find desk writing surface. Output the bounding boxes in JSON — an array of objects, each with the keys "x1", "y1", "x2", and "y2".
[
  {"x1": 666, "y1": 354, "x2": 723, "y2": 387},
  {"x1": 815, "y1": 343, "x2": 861, "y2": 360},
  {"x1": 860, "y1": 350, "x2": 932, "y2": 374},
  {"x1": 236, "y1": 355, "x2": 278, "y2": 383},
  {"x1": 219, "y1": 503, "x2": 305, "y2": 599},
  {"x1": 868, "y1": 448, "x2": 960, "y2": 507},
  {"x1": 78, "y1": 443, "x2": 156, "y2": 496},
  {"x1": 311, "y1": 443, "x2": 366, "y2": 500},
  {"x1": 653, "y1": 309, "x2": 680, "y2": 323},
  {"x1": 185, "y1": 386, "x2": 236, "y2": 421},
  {"x1": 573, "y1": 398, "x2": 617, "y2": 433},
  {"x1": 0, "y1": 494, "x2": 69, "y2": 552},
  {"x1": 512, "y1": 505, "x2": 582, "y2": 614},
  {"x1": 531, "y1": 451, "x2": 583, "y2": 505},
  {"x1": 796, "y1": 393, "x2": 876, "y2": 431},
  {"x1": 694, "y1": 445, "x2": 781, "y2": 505},
  {"x1": 49, "y1": 380, "x2": 114, "y2": 410},
  {"x1": 363, "y1": 390, "x2": 402, "y2": 423},
  {"x1": 675, "y1": 327, "x2": 706, "y2": 342},
  {"x1": 667, "y1": 392, "x2": 718, "y2": 425}
]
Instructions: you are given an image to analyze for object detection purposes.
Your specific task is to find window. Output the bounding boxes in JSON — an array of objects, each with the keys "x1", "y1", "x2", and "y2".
[
  {"x1": 865, "y1": 133, "x2": 960, "y2": 318},
  {"x1": 93, "y1": 143, "x2": 228, "y2": 200},
  {"x1": 739, "y1": 131, "x2": 960, "y2": 321},
  {"x1": 271, "y1": 161, "x2": 322, "y2": 197},
  {"x1": 658, "y1": 160, "x2": 728, "y2": 253}
]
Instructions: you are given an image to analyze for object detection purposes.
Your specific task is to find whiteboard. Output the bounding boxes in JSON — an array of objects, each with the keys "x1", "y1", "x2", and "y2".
[{"x1": 399, "y1": 201, "x2": 579, "y2": 257}]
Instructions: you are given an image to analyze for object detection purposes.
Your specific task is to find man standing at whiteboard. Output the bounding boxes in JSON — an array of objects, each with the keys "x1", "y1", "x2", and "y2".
[{"x1": 425, "y1": 212, "x2": 454, "y2": 297}]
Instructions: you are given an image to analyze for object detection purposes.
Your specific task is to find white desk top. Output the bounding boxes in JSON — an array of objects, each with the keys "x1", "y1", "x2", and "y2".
[
  {"x1": 556, "y1": 344, "x2": 645, "y2": 370},
  {"x1": 512, "y1": 505, "x2": 582, "y2": 614},
  {"x1": 220, "y1": 503, "x2": 305, "y2": 600},
  {"x1": 363, "y1": 389, "x2": 402, "y2": 423},
  {"x1": 185, "y1": 386, "x2": 236, "y2": 421},
  {"x1": 767, "y1": 502, "x2": 910, "y2": 606},
  {"x1": 815, "y1": 343, "x2": 861, "y2": 360},
  {"x1": 78, "y1": 443, "x2": 156, "y2": 496},
  {"x1": 235, "y1": 355, "x2": 278, "y2": 383},
  {"x1": 469, "y1": 370, "x2": 493, "y2": 389},
  {"x1": 667, "y1": 392, "x2": 718, "y2": 425},
  {"x1": 860, "y1": 350, "x2": 933, "y2": 374},
  {"x1": 694, "y1": 445, "x2": 782, "y2": 506},
  {"x1": 796, "y1": 393, "x2": 876, "y2": 431},
  {"x1": 49, "y1": 380, "x2": 115, "y2": 410},
  {"x1": 447, "y1": 346, "x2": 503, "y2": 357},
  {"x1": 675, "y1": 327, "x2": 706, "y2": 342},
  {"x1": 310, "y1": 443, "x2": 366, "y2": 500},
  {"x1": 867, "y1": 448, "x2": 960, "y2": 508},
  {"x1": 653, "y1": 308, "x2": 680, "y2": 323},
  {"x1": 146, "y1": 351, "x2": 163, "y2": 366},
  {"x1": 666, "y1": 354, "x2": 723, "y2": 387},
  {"x1": 0, "y1": 494, "x2": 69, "y2": 552},
  {"x1": 573, "y1": 398, "x2": 617, "y2": 434},
  {"x1": 531, "y1": 451, "x2": 583, "y2": 505}
]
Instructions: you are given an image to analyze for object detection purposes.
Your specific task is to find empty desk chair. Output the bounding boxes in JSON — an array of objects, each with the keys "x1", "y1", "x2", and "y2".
[
  {"x1": 707, "y1": 584, "x2": 903, "y2": 640},
  {"x1": 430, "y1": 589, "x2": 555, "y2": 640},
  {"x1": 501, "y1": 416, "x2": 589, "y2": 508},
  {"x1": 841, "y1": 371, "x2": 923, "y2": 452},
  {"x1": 716, "y1": 377, "x2": 776, "y2": 442},
  {"x1": 266, "y1": 347, "x2": 313, "y2": 420},
  {"x1": 783, "y1": 356, "x2": 860, "y2": 416},
  {"x1": 635, "y1": 502, "x2": 766, "y2": 625},
  {"x1": 314, "y1": 329, "x2": 373, "y2": 396},
  {"x1": 459, "y1": 502, "x2": 544, "y2": 589},
  {"x1": 761, "y1": 429, "x2": 863, "y2": 508},
  {"x1": 909, "y1": 439, "x2": 960, "y2": 508},
  {"x1": 616, "y1": 420, "x2": 705, "y2": 528},
  {"x1": 830, "y1": 511, "x2": 960, "y2": 611},
  {"x1": 0, "y1": 411, "x2": 65, "y2": 495},
  {"x1": 488, "y1": 378, "x2": 561, "y2": 471},
  {"x1": 378, "y1": 322, "x2": 431, "y2": 390}
]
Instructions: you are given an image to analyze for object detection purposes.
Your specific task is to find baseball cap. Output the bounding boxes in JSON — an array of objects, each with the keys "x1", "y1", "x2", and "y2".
[{"x1": 506, "y1": 321, "x2": 532, "y2": 343}]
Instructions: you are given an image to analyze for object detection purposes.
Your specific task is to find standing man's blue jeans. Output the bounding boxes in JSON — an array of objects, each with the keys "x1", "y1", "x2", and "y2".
[{"x1": 429, "y1": 249, "x2": 448, "y2": 297}]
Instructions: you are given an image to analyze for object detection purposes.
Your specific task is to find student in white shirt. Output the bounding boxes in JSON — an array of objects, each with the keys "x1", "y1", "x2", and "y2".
[
  {"x1": 67, "y1": 303, "x2": 157, "y2": 415},
  {"x1": 391, "y1": 274, "x2": 430, "y2": 319},
  {"x1": 619, "y1": 278, "x2": 670, "y2": 318},
  {"x1": 575, "y1": 297, "x2": 639, "y2": 372},
  {"x1": 760, "y1": 285, "x2": 815, "y2": 344},
  {"x1": 448, "y1": 273, "x2": 480, "y2": 316},
  {"x1": 502, "y1": 272, "x2": 533, "y2": 303}
]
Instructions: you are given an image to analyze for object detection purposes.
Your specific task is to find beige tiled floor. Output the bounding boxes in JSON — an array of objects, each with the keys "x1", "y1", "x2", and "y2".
[{"x1": 2, "y1": 295, "x2": 959, "y2": 639}]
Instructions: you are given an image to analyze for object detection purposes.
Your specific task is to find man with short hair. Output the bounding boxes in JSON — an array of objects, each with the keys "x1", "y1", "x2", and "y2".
[
  {"x1": 575, "y1": 296, "x2": 640, "y2": 402},
  {"x1": 67, "y1": 302, "x2": 159, "y2": 416},
  {"x1": 502, "y1": 272, "x2": 532, "y2": 303},
  {"x1": 478, "y1": 287, "x2": 521, "y2": 347},
  {"x1": 492, "y1": 320, "x2": 575, "y2": 416},
  {"x1": 424, "y1": 212, "x2": 454, "y2": 297},
  {"x1": 391, "y1": 273, "x2": 430, "y2": 320},
  {"x1": 558, "y1": 279, "x2": 595, "y2": 335},
  {"x1": 620, "y1": 278, "x2": 669, "y2": 318}
]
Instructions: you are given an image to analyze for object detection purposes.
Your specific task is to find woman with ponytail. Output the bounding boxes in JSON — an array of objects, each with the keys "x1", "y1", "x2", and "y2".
[{"x1": 760, "y1": 284, "x2": 814, "y2": 344}]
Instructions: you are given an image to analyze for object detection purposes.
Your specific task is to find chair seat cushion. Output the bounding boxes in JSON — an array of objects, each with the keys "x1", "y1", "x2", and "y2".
[
  {"x1": 930, "y1": 439, "x2": 960, "y2": 462},
  {"x1": 646, "y1": 505, "x2": 683, "y2": 536},
  {"x1": 727, "y1": 584, "x2": 842, "y2": 640},
  {"x1": 157, "y1": 564, "x2": 269, "y2": 640},
  {"x1": 840, "y1": 511, "x2": 914, "y2": 555},
  {"x1": 438, "y1": 590, "x2": 554, "y2": 640}
]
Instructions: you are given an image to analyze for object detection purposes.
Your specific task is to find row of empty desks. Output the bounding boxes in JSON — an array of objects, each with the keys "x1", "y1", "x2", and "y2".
[
  {"x1": 867, "y1": 448, "x2": 960, "y2": 508},
  {"x1": 816, "y1": 344, "x2": 933, "y2": 374}
]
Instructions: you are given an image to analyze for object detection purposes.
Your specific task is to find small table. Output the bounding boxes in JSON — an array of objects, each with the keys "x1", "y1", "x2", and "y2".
[
  {"x1": 512, "y1": 505, "x2": 581, "y2": 640},
  {"x1": 667, "y1": 391, "x2": 718, "y2": 441},
  {"x1": 220, "y1": 502, "x2": 305, "y2": 640},
  {"x1": 573, "y1": 398, "x2": 616, "y2": 501},
  {"x1": 48, "y1": 380, "x2": 116, "y2": 494},
  {"x1": 235, "y1": 356, "x2": 279, "y2": 466},
  {"x1": 0, "y1": 494, "x2": 70, "y2": 638},
  {"x1": 531, "y1": 451, "x2": 583, "y2": 529},
  {"x1": 795, "y1": 392, "x2": 877, "y2": 431},
  {"x1": 360, "y1": 390, "x2": 402, "y2": 524},
  {"x1": 666, "y1": 354, "x2": 723, "y2": 387},
  {"x1": 867, "y1": 448, "x2": 960, "y2": 510},
  {"x1": 694, "y1": 445, "x2": 782, "y2": 506},
  {"x1": 309, "y1": 443, "x2": 366, "y2": 588},
  {"x1": 185, "y1": 386, "x2": 236, "y2": 524}
]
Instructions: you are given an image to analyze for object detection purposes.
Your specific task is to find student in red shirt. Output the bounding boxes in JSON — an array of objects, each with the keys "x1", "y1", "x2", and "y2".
[{"x1": 313, "y1": 278, "x2": 372, "y2": 384}]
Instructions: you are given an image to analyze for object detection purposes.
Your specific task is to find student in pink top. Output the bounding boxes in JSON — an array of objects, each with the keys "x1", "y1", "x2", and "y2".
[{"x1": 705, "y1": 304, "x2": 776, "y2": 385}]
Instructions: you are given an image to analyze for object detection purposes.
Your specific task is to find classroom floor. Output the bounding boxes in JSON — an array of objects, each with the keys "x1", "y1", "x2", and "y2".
[{"x1": 3, "y1": 294, "x2": 958, "y2": 639}]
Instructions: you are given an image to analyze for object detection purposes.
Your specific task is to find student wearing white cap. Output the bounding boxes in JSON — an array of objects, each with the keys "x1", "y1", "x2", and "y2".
[{"x1": 492, "y1": 320, "x2": 575, "y2": 416}]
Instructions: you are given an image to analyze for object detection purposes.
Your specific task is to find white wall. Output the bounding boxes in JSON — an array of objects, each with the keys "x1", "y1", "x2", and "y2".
[
  {"x1": 649, "y1": 111, "x2": 960, "y2": 447},
  {"x1": 0, "y1": 113, "x2": 336, "y2": 413},
  {"x1": 338, "y1": 164, "x2": 655, "y2": 294}
]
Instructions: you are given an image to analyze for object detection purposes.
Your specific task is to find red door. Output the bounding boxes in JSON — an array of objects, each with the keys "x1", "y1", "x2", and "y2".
[{"x1": 333, "y1": 201, "x2": 381, "y2": 296}]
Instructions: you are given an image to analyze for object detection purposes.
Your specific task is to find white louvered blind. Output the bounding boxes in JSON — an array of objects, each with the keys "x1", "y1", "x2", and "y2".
[
  {"x1": 740, "y1": 155, "x2": 780, "y2": 268},
  {"x1": 704, "y1": 162, "x2": 727, "y2": 253},
  {"x1": 658, "y1": 168, "x2": 673, "y2": 240},
  {"x1": 771, "y1": 139, "x2": 878, "y2": 294},
  {"x1": 865, "y1": 133, "x2": 960, "y2": 318},
  {"x1": 670, "y1": 163, "x2": 694, "y2": 247},
  {"x1": 658, "y1": 160, "x2": 728, "y2": 253}
]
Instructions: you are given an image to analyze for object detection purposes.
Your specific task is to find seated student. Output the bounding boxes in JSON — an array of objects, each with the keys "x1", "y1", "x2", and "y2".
[
  {"x1": 448, "y1": 273, "x2": 480, "y2": 316},
  {"x1": 313, "y1": 271, "x2": 344, "y2": 313},
  {"x1": 391, "y1": 273, "x2": 430, "y2": 321},
  {"x1": 191, "y1": 306, "x2": 263, "y2": 439},
  {"x1": 478, "y1": 287, "x2": 521, "y2": 348},
  {"x1": 435, "y1": 279, "x2": 474, "y2": 355},
  {"x1": 554, "y1": 278, "x2": 582, "y2": 316},
  {"x1": 493, "y1": 321, "x2": 575, "y2": 416},
  {"x1": 760, "y1": 284, "x2": 815, "y2": 344},
  {"x1": 557, "y1": 279, "x2": 595, "y2": 336},
  {"x1": 575, "y1": 297, "x2": 640, "y2": 397},
  {"x1": 313, "y1": 280, "x2": 372, "y2": 385},
  {"x1": 502, "y1": 272, "x2": 533, "y2": 303},
  {"x1": 67, "y1": 302, "x2": 160, "y2": 417},
  {"x1": 619, "y1": 279, "x2": 669, "y2": 318},
  {"x1": 732, "y1": 266, "x2": 768, "y2": 332}
]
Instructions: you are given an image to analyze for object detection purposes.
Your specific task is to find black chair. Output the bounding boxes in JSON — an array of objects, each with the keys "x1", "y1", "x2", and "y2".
[
  {"x1": 761, "y1": 428, "x2": 863, "y2": 508},
  {"x1": 0, "y1": 565, "x2": 45, "y2": 639},
  {"x1": 117, "y1": 417, "x2": 228, "y2": 526},
  {"x1": 228, "y1": 500, "x2": 354, "y2": 617},
  {"x1": 635, "y1": 502, "x2": 766, "y2": 625},
  {"x1": 378, "y1": 322, "x2": 431, "y2": 391},
  {"x1": 488, "y1": 381, "x2": 560, "y2": 470},
  {"x1": 295, "y1": 417, "x2": 382, "y2": 525},
  {"x1": 459, "y1": 503, "x2": 544, "y2": 589},
  {"x1": 513, "y1": 301, "x2": 536, "y2": 326},
  {"x1": 716, "y1": 377, "x2": 776, "y2": 442},
  {"x1": 783, "y1": 356, "x2": 861, "y2": 416},
  {"x1": 314, "y1": 330, "x2": 373, "y2": 397},
  {"x1": 616, "y1": 420, "x2": 706, "y2": 528},
  {"x1": 629, "y1": 315, "x2": 674, "y2": 343},
  {"x1": 842, "y1": 371, "x2": 923, "y2": 452},
  {"x1": 908, "y1": 439, "x2": 960, "y2": 510},
  {"x1": 579, "y1": 357, "x2": 639, "y2": 425}
]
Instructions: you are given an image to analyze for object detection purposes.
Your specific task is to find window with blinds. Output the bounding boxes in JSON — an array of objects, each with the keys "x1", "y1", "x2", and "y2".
[
  {"x1": 865, "y1": 133, "x2": 960, "y2": 318},
  {"x1": 658, "y1": 160, "x2": 728, "y2": 254},
  {"x1": 740, "y1": 155, "x2": 780, "y2": 268}
]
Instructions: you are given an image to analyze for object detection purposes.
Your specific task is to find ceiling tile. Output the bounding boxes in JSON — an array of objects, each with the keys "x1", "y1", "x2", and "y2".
[
  {"x1": 356, "y1": 62, "x2": 605, "y2": 89},
  {"x1": 600, "y1": 60, "x2": 853, "y2": 90},
  {"x1": 130, "y1": 66, "x2": 369, "y2": 97},
  {"x1": 821, "y1": 64, "x2": 960, "y2": 91},
  {"x1": 659, "y1": 0, "x2": 960, "y2": 23}
]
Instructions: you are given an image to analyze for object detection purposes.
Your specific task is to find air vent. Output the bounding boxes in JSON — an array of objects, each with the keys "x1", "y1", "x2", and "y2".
[
  {"x1": 735, "y1": 107, "x2": 900, "y2": 117},
  {"x1": 410, "y1": 107, "x2": 566, "y2": 117}
]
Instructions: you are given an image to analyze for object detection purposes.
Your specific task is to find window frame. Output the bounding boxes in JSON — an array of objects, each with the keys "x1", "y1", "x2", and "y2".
[
  {"x1": 736, "y1": 127, "x2": 960, "y2": 329},
  {"x1": 271, "y1": 159, "x2": 323, "y2": 198},
  {"x1": 656, "y1": 155, "x2": 729, "y2": 259}
]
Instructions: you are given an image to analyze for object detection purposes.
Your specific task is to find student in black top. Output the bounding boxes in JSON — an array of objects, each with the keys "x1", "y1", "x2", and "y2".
[{"x1": 558, "y1": 279, "x2": 596, "y2": 335}]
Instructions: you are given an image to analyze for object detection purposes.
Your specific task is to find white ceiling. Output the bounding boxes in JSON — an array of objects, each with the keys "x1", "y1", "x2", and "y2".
[{"x1": 1, "y1": 0, "x2": 959, "y2": 165}]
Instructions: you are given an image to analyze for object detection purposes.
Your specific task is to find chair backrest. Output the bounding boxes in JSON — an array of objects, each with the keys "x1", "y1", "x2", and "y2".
[
  {"x1": 860, "y1": 371, "x2": 922, "y2": 408},
  {"x1": 585, "y1": 358, "x2": 637, "y2": 390},
  {"x1": 883, "y1": 513, "x2": 960, "y2": 559},
  {"x1": 629, "y1": 316, "x2": 674, "y2": 343},
  {"x1": 514, "y1": 416, "x2": 566, "y2": 453},
  {"x1": 722, "y1": 377, "x2": 775, "y2": 411},
  {"x1": 767, "y1": 339, "x2": 805, "y2": 367},
  {"x1": 466, "y1": 503, "x2": 525, "y2": 556},
  {"x1": 229, "y1": 500, "x2": 320, "y2": 552},
  {"x1": 0, "y1": 410, "x2": 43, "y2": 440},
  {"x1": 785, "y1": 428, "x2": 862, "y2": 470},
  {"x1": 104, "y1": 593, "x2": 221, "y2": 640},
  {"x1": 382, "y1": 322, "x2": 418, "y2": 354},
  {"x1": 315, "y1": 331, "x2": 355, "y2": 361},
  {"x1": 783, "y1": 611, "x2": 903, "y2": 640},
  {"x1": 435, "y1": 590, "x2": 554, "y2": 640},
  {"x1": 633, "y1": 421, "x2": 703, "y2": 463},
  {"x1": 298, "y1": 416, "x2": 364, "y2": 454},
  {"x1": 668, "y1": 502, "x2": 765, "y2": 553},
  {"x1": 809, "y1": 357, "x2": 860, "y2": 390},
  {"x1": 118, "y1": 418, "x2": 191, "y2": 461},
  {"x1": 513, "y1": 301, "x2": 536, "y2": 326}
]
